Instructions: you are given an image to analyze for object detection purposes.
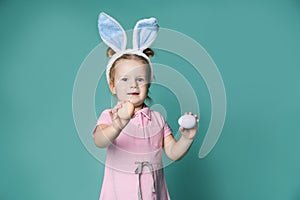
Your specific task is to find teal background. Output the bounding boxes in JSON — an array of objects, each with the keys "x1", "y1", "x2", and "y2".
[{"x1": 1, "y1": 0, "x2": 300, "y2": 199}]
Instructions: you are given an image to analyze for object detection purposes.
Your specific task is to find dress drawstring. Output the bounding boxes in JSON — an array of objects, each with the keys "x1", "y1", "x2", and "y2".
[{"x1": 135, "y1": 161, "x2": 155, "y2": 200}]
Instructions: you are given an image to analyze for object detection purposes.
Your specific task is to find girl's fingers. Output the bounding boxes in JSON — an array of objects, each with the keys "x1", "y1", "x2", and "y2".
[
  {"x1": 117, "y1": 100, "x2": 127, "y2": 107},
  {"x1": 112, "y1": 104, "x2": 122, "y2": 114},
  {"x1": 183, "y1": 112, "x2": 197, "y2": 116}
]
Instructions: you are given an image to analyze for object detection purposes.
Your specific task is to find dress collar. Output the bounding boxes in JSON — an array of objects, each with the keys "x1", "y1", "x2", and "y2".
[{"x1": 134, "y1": 106, "x2": 151, "y2": 120}]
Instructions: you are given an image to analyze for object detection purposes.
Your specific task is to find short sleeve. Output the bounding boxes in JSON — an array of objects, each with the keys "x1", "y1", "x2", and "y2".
[
  {"x1": 163, "y1": 121, "x2": 172, "y2": 138},
  {"x1": 97, "y1": 109, "x2": 112, "y2": 125},
  {"x1": 92, "y1": 109, "x2": 112, "y2": 136}
]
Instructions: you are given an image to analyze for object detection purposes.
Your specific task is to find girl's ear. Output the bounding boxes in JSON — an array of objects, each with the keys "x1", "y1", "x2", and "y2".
[{"x1": 109, "y1": 81, "x2": 116, "y2": 94}]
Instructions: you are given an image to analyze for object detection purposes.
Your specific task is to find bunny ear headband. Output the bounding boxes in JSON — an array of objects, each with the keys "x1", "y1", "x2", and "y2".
[{"x1": 98, "y1": 12, "x2": 159, "y2": 84}]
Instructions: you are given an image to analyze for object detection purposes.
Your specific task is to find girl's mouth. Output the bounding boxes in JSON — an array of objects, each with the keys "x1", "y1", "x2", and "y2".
[{"x1": 128, "y1": 92, "x2": 139, "y2": 96}]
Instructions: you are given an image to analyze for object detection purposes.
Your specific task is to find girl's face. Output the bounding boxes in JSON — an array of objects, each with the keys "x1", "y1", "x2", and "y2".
[{"x1": 110, "y1": 59, "x2": 150, "y2": 108}]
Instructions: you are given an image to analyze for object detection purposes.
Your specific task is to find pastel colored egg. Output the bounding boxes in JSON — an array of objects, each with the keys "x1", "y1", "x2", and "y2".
[
  {"x1": 178, "y1": 115, "x2": 196, "y2": 129},
  {"x1": 118, "y1": 102, "x2": 135, "y2": 120}
]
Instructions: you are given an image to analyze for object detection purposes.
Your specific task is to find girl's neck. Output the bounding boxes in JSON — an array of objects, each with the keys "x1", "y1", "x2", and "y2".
[{"x1": 134, "y1": 103, "x2": 145, "y2": 112}]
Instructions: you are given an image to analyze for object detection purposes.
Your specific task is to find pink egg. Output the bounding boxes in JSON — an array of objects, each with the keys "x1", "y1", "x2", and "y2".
[{"x1": 118, "y1": 102, "x2": 134, "y2": 119}]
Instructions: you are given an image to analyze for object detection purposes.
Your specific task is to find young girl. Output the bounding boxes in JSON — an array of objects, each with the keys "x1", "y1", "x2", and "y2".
[{"x1": 93, "y1": 12, "x2": 199, "y2": 200}]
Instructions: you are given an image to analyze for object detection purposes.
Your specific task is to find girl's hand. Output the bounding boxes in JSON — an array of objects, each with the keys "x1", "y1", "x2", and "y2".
[
  {"x1": 109, "y1": 101, "x2": 132, "y2": 131},
  {"x1": 179, "y1": 112, "x2": 199, "y2": 140}
]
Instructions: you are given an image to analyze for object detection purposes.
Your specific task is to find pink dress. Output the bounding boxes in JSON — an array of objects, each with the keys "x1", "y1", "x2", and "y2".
[{"x1": 94, "y1": 107, "x2": 172, "y2": 200}]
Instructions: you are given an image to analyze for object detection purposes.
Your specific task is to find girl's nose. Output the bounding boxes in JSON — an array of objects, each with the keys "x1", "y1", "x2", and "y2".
[{"x1": 130, "y1": 80, "x2": 137, "y2": 88}]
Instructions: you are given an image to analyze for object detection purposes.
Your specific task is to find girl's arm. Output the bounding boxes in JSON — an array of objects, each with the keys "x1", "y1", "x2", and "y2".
[
  {"x1": 93, "y1": 103, "x2": 130, "y2": 148},
  {"x1": 164, "y1": 113, "x2": 198, "y2": 161},
  {"x1": 93, "y1": 124, "x2": 122, "y2": 148}
]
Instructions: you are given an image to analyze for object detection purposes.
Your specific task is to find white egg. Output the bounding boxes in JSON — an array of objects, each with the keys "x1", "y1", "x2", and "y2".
[{"x1": 178, "y1": 115, "x2": 196, "y2": 129}]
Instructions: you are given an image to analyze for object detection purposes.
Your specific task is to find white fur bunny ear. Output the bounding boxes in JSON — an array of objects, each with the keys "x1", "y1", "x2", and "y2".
[
  {"x1": 98, "y1": 12, "x2": 127, "y2": 52},
  {"x1": 133, "y1": 17, "x2": 159, "y2": 50}
]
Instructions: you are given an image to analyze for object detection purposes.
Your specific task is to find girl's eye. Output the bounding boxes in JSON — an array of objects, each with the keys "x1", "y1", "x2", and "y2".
[
  {"x1": 137, "y1": 78, "x2": 144, "y2": 83},
  {"x1": 121, "y1": 78, "x2": 128, "y2": 82}
]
